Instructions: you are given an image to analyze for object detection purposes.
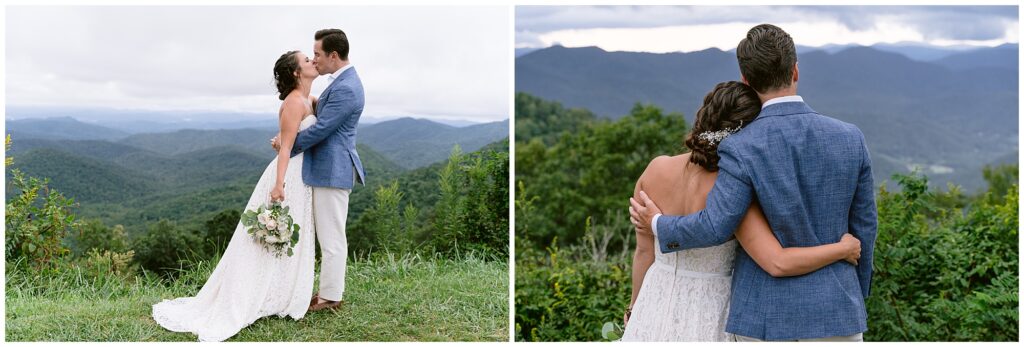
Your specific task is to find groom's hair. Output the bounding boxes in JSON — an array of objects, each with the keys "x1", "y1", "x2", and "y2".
[
  {"x1": 315, "y1": 29, "x2": 349, "y2": 60},
  {"x1": 736, "y1": 24, "x2": 797, "y2": 94}
]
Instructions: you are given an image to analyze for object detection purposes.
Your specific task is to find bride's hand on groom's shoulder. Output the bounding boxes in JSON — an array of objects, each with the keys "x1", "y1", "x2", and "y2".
[{"x1": 839, "y1": 233, "x2": 861, "y2": 266}]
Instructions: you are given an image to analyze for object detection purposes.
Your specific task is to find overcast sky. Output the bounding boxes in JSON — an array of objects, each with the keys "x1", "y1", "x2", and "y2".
[
  {"x1": 517, "y1": 6, "x2": 1019, "y2": 53},
  {"x1": 6, "y1": 6, "x2": 510, "y2": 122}
]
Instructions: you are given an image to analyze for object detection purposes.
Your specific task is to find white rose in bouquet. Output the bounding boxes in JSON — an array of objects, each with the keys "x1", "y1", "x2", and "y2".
[
  {"x1": 279, "y1": 225, "x2": 293, "y2": 240},
  {"x1": 264, "y1": 234, "x2": 281, "y2": 244},
  {"x1": 242, "y1": 202, "x2": 300, "y2": 257}
]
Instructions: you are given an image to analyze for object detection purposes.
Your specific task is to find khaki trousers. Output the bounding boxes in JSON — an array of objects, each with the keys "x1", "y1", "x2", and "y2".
[{"x1": 312, "y1": 186, "x2": 351, "y2": 302}]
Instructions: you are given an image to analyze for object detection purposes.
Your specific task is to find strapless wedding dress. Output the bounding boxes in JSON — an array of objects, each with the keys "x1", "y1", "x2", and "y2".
[{"x1": 152, "y1": 115, "x2": 318, "y2": 342}]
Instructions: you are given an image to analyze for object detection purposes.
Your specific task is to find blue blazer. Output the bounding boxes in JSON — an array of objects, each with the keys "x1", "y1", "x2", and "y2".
[
  {"x1": 655, "y1": 101, "x2": 877, "y2": 340},
  {"x1": 290, "y1": 66, "x2": 366, "y2": 189}
]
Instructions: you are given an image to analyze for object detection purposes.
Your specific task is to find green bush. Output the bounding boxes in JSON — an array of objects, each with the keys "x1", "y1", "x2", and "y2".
[
  {"x1": 866, "y1": 172, "x2": 1018, "y2": 341},
  {"x1": 130, "y1": 219, "x2": 203, "y2": 276},
  {"x1": 514, "y1": 170, "x2": 1019, "y2": 341},
  {"x1": 364, "y1": 181, "x2": 416, "y2": 254},
  {"x1": 201, "y1": 209, "x2": 241, "y2": 257},
  {"x1": 516, "y1": 100, "x2": 689, "y2": 245},
  {"x1": 68, "y1": 219, "x2": 130, "y2": 257},
  {"x1": 513, "y1": 94, "x2": 1017, "y2": 342},
  {"x1": 5, "y1": 168, "x2": 79, "y2": 269},
  {"x1": 515, "y1": 216, "x2": 632, "y2": 342},
  {"x1": 429, "y1": 145, "x2": 510, "y2": 259}
]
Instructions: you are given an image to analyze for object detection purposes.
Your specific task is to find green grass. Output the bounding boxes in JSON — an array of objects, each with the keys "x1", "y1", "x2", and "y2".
[{"x1": 6, "y1": 254, "x2": 509, "y2": 341}]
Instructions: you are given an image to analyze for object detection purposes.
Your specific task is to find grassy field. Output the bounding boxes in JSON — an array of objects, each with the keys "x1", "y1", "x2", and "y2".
[{"x1": 6, "y1": 254, "x2": 509, "y2": 342}]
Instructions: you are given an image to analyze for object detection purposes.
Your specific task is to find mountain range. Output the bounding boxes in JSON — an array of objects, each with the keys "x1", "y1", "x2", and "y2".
[
  {"x1": 4, "y1": 106, "x2": 497, "y2": 133},
  {"x1": 7, "y1": 116, "x2": 508, "y2": 170},
  {"x1": 515, "y1": 44, "x2": 1018, "y2": 192},
  {"x1": 5, "y1": 115, "x2": 508, "y2": 233}
]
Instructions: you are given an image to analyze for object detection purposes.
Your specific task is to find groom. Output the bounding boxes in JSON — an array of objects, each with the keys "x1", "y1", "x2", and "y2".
[
  {"x1": 630, "y1": 24, "x2": 877, "y2": 341},
  {"x1": 273, "y1": 28, "x2": 366, "y2": 312}
]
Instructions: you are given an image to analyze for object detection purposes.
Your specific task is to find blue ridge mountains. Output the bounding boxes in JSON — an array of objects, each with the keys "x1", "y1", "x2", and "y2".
[
  {"x1": 7, "y1": 116, "x2": 508, "y2": 170},
  {"x1": 5, "y1": 116, "x2": 508, "y2": 231},
  {"x1": 515, "y1": 44, "x2": 1018, "y2": 192}
]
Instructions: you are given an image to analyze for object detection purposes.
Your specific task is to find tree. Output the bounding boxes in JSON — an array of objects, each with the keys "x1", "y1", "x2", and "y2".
[
  {"x1": 5, "y1": 139, "x2": 80, "y2": 269},
  {"x1": 202, "y1": 209, "x2": 242, "y2": 257},
  {"x1": 5, "y1": 169, "x2": 79, "y2": 269},
  {"x1": 515, "y1": 95, "x2": 689, "y2": 245},
  {"x1": 131, "y1": 219, "x2": 202, "y2": 276}
]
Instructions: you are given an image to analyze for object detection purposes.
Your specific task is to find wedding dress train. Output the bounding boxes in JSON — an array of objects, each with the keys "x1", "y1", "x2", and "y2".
[{"x1": 152, "y1": 116, "x2": 318, "y2": 341}]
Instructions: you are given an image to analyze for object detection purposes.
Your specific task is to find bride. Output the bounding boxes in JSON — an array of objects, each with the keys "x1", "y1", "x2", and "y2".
[
  {"x1": 152, "y1": 50, "x2": 319, "y2": 342},
  {"x1": 620, "y1": 81, "x2": 862, "y2": 341}
]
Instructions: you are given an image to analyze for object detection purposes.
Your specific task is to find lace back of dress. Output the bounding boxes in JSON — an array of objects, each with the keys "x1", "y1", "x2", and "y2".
[{"x1": 654, "y1": 238, "x2": 737, "y2": 274}]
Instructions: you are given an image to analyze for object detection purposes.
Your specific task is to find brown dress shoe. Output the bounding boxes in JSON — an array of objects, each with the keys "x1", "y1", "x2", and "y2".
[{"x1": 309, "y1": 298, "x2": 343, "y2": 312}]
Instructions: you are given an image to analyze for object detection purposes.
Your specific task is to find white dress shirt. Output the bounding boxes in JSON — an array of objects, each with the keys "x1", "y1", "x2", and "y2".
[
  {"x1": 328, "y1": 63, "x2": 354, "y2": 82},
  {"x1": 760, "y1": 95, "x2": 803, "y2": 109}
]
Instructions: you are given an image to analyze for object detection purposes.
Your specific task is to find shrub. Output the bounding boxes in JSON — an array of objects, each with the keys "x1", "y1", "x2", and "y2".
[
  {"x1": 131, "y1": 219, "x2": 203, "y2": 276},
  {"x1": 69, "y1": 219, "x2": 129, "y2": 257},
  {"x1": 515, "y1": 217, "x2": 632, "y2": 341},
  {"x1": 5, "y1": 169, "x2": 79, "y2": 269}
]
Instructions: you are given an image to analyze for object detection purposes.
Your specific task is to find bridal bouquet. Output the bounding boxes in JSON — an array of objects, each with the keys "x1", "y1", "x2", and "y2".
[{"x1": 240, "y1": 202, "x2": 300, "y2": 257}]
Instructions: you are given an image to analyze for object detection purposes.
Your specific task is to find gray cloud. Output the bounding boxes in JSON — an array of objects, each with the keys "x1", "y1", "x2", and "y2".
[
  {"x1": 803, "y1": 6, "x2": 1017, "y2": 41},
  {"x1": 7, "y1": 6, "x2": 510, "y2": 122},
  {"x1": 516, "y1": 5, "x2": 1018, "y2": 47}
]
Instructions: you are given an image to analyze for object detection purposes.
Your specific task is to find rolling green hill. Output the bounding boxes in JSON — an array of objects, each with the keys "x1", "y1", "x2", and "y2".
[
  {"x1": 6, "y1": 139, "x2": 408, "y2": 234},
  {"x1": 6, "y1": 117, "x2": 130, "y2": 141},
  {"x1": 7, "y1": 148, "x2": 156, "y2": 204},
  {"x1": 358, "y1": 118, "x2": 509, "y2": 169}
]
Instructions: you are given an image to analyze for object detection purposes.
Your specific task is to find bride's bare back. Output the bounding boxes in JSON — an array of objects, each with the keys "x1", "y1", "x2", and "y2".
[{"x1": 633, "y1": 153, "x2": 718, "y2": 217}]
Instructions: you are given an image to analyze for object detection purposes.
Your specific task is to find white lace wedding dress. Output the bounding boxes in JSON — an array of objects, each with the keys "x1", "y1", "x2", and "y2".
[
  {"x1": 152, "y1": 115, "x2": 318, "y2": 342},
  {"x1": 621, "y1": 238, "x2": 738, "y2": 341}
]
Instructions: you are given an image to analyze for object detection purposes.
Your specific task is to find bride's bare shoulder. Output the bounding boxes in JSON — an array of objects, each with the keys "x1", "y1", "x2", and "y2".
[
  {"x1": 279, "y1": 93, "x2": 307, "y2": 114},
  {"x1": 644, "y1": 154, "x2": 688, "y2": 173},
  {"x1": 634, "y1": 154, "x2": 686, "y2": 187}
]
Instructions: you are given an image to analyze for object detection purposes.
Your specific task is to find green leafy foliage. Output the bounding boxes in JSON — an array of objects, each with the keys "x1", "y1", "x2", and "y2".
[
  {"x1": 350, "y1": 142, "x2": 510, "y2": 259},
  {"x1": 129, "y1": 220, "x2": 203, "y2": 275},
  {"x1": 514, "y1": 93, "x2": 1018, "y2": 341},
  {"x1": 514, "y1": 93, "x2": 596, "y2": 145},
  {"x1": 4, "y1": 125, "x2": 510, "y2": 341},
  {"x1": 428, "y1": 145, "x2": 510, "y2": 258},
  {"x1": 516, "y1": 93, "x2": 688, "y2": 246},
  {"x1": 201, "y1": 209, "x2": 241, "y2": 257},
  {"x1": 357, "y1": 181, "x2": 415, "y2": 254},
  {"x1": 69, "y1": 219, "x2": 130, "y2": 257},
  {"x1": 514, "y1": 217, "x2": 631, "y2": 342},
  {"x1": 5, "y1": 169, "x2": 79, "y2": 269},
  {"x1": 866, "y1": 172, "x2": 1018, "y2": 341}
]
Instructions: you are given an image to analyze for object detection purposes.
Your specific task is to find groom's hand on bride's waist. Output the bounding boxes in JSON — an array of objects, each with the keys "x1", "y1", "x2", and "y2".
[{"x1": 629, "y1": 191, "x2": 661, "y2": 237}]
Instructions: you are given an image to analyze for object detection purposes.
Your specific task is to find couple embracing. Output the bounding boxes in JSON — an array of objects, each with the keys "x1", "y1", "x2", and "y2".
[
  {"x1": 152, "y1": 28, "x2": 365, "y2": 342},
  {"x1": 625, "y1": 24, "x2": 878, "y2": 342}
]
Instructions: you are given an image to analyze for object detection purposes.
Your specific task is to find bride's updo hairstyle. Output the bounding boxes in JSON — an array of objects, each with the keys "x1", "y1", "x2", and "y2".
[
  {"x1": 273, "y1": 50, "x2": 301, "y2": 101},
  {"x1": 685, "y1": 81, "x2": 761, "y2": 171}
]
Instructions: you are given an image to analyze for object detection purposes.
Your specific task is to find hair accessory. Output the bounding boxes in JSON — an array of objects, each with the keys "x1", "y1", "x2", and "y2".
[{"x1": 697, "y1": 121, "x2": 743, "y2": 146}]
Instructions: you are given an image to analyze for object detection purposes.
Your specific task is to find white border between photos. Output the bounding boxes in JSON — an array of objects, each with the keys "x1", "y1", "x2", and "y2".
[{"x1": 2, "y1": 0, "x2": 1022, "y2": 346}]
